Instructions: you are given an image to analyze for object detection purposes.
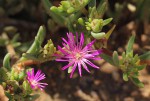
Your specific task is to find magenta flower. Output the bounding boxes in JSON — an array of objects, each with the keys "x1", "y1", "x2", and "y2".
[
  {"x1": 26, "y1": 68, "x2": 48, "y2": 90},
  {"x1": 56, "y1": 32, "x2": 102, "y2": 78}
]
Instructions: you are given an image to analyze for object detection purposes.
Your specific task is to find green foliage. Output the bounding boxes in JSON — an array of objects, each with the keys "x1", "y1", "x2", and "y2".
[
  {"x1": 126, "y1": 35, "x2": 135, "y2": 53},
  {"x1": 89, "y1": 0, "x2": 107, "y2": 19},
  {"x1": 97, "y1": 0, "x2": 107, "y2": 18},
  {"x1": 139, "y1": 51, "x2": 150, "y2": 60},
  {"x1": 42, "y1": 0, "x2": 65, "y2": 25},
  {"x1": 22, "y1": 39, "x2": 56, "y2": 62},
  {"x1": 50, "y1": 0, "x2": 90, "y2": 14},
  {"x1": 100, "y1": 53, "x2": 114, "y2": 66},
  {"x1": 22, "y1": 81, "x2": 32, "y2": 96},
  {"x1": 3, "y1": 53, "x2": 11, "y2": 71},
  {"x1": 113, "y1": 51, "x2": 119, "y2": 66},
  {"x1": 131, "y1": 77, "x2": 144, "y2": 88},
  {"x1": 22, "y1": 53, "x2": 40, "y2": 61},
  {"x1": 0, "y1": 67, "x2": 8, "y2": 82},
  {"x1": 20, "y1": 26, "x2": 46, "y2": 61},
  {"x1": 91, "y1": 32, "x2": 105, "y2": 39},
  {"x1": 88, "y1": 0, "x2": 96, "y2": 8},
  {"x1": 1, "y1": 67, "x2": 34, "y2": 100},
  {"x1": 105, "y1": 25, "x2": 116, "y2": 39},
  {"x1": 10, "y1": 68, "x2": 25, "y2": 81},
  {"x1": 119, "y1": 35, "x2": 146, "y2": 87},
  {"x1": 26, "y1": 26, "x2": 46, "y2": 54},
  {"x1": 119, "y1": 51, "x2": 146, "y2": 87},
  {"x1": 123, "y1": 73, "x2": 128, "y2": 81},
  {"x1": 0, "y1": 0, "x2": 150, "y2": 100},
  {"x1": 103, "y1": 18, "x2": 113, "y2": 26},
  {"x1": 102, "y1": 35, "x2": 147, "y2": 87},
  {"x1": 10, "y1": 34, "x2": 21, "y2": 48},
  {"x1": 90, "y1": 25, "x2": 115, "y2": 40},
  {"x1": 41, "y1": 39, "x2": 56, "y2": 59}
]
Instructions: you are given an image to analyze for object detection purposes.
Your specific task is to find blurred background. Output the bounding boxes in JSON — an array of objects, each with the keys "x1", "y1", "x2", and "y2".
[{"x1": 0, "y1": 0, "x2": 150, "y2": 101}]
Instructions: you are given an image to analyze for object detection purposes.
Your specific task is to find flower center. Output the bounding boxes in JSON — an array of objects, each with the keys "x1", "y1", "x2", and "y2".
[
  {"x1": 75, "y1": 53, "x2": 82, "y2": 60},
  {"x1": 31, "y1": 80, "x2": 38, "y2": 86}
]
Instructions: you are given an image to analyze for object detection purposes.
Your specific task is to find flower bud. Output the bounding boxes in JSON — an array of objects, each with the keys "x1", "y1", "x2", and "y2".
[
  {"x1": 50, "y1": 6, "x2": 61, "y2": 13},
  {"x1": 67, "y1": 7, "x2": 75, "y2": 14},
  {"x1": 61, "y1": 1, "x2": 71, "y2": 10},
  {"x1": 78, "y1": 18, "x2": 84, "y2": 25},
  {"x1": 91, "y1": 19, "x2": 103, "y2": 32},
  {"x1": 42, "y1": 39, "x2": 56, "y2": 58}
]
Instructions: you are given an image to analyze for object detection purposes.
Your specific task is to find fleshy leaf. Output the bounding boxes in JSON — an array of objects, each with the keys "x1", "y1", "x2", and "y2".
[
  {"x1": 3, "y1": 53, "x2": 11, "y2": 71},
  {"x1": 42, "y1": 0, "x2": 65, "y2": 25},
  {"x1": 20, "y1": 26, "x2": 46, "y2": 61},
  {"x1": 0, "y1": 67, "x2": 8, "y2": 82},
  {"x1": 88, "y1": 0, "x2": 96, "y2": 8},
  {"x1": 123, "y1": 73, "x2": 128, "y2": 81},
  {"x1": 131, "y1": 77, "x2": 144, "y2": 88},
  {"x1": 113, "y1": 51, "x2": 119, "y2": 66},
  {"x1": 105, "y1": 25, "x2": 116, "y2": 39},
  {"x1": 139, "y1": 51, "x2": 150, "y2": 60},
  {"x1": 126, "y1": 35, "x2": 135, "y2": 53},
  {"x1": 100, "y1": 53, "x2": 114, "y2": 65},
  {"x1": 136, "y1": 65, "x2": 146, "y2": 70},
  {"x1": 91, "y1": 32, "x2": 105, "y2": 39},
  {"x1": 103, "y1": 18, "x2": 113, "y2": 26},
  {"x1": 97, "y1": 0, "x2": 107, "y2": 18}
]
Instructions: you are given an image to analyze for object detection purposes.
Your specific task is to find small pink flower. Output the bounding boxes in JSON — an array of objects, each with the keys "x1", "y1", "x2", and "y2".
[
  {"x1": 26, "y1": 68, "x2": 48, "y2": 90},
  {"x1": 56, "y1": 32, "x2": 102, "y2": 78}
]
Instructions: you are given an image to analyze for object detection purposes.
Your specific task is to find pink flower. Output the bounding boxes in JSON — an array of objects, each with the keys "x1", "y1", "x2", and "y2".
[
  {"x1": 26, "y1": 68, "x2": 48, "y2": 90},
  {"x1": 56, "y1": 32, "x2": 102, "y2": 78}
]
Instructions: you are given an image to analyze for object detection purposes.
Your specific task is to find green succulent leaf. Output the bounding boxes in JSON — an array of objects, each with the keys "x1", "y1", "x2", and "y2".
[
  {"x1": 103, "y1": 18, "x2": 113, "y2": 26},
  {"x1": 11, "y1": 33, "x2": 20, "y2": 43},
  {"x1": 131, "y1": 77, "x2": 144, "y2": 88},
  {"x1": 20, "y1": 26, "x2": 46, "y2": 61},
  {"x1": 23, "y1": 81, "x2": 32, "y2": 96},
  {"x1": 113, "y1": 51, "x2": 119, "y2": 66},
  {"x1": 22, "y1": 53, "x2": 39, "y2": 61},
  {"x1": 105, "y1": 25, "x2": 116, "y2": 39},
  {"x1": 3, "y1": 53, "x2": 11, "y2": 71},
  {"x1": 42, "y1": 0, "x2": 65, "y2": 25},
  {"x1": 126, "y1": 35, "x2": 135, "y2": 53},
  {"x1": 88, "y1": 0, "x2": 96, "y2": 8},
  {"x1": 139, "y1": 51, "x2": 150, "y2": 60},
  {"x1": 18, "y1": 70, "x2": 25, "y2": 81},
  {"x1": 97, "y1": 0, "x2": 107, "y2": 18},
  {"x1": 91, "y1": 32, "x2": 105, "y2": 39},
  {"x1": 0, "y1": 67, "x2": 8, "y2": 82},
  {"x1": 136, "y1": 65, "x2": 146, "y2": 70},
  {"x1": 100, "y1": 53, "x2": 114, "y2": 65},
  {"x1": 27, "y1": 26, "x2": 45, "y2": 53},
  {"x1": 123, "y1": 73, "x2": 128, "y2": 81}
]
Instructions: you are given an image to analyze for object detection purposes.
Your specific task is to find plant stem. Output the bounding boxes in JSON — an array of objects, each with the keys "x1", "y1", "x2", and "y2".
[{"x1": 16, "y1": 60, "x2": 41, "y2": 68}]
